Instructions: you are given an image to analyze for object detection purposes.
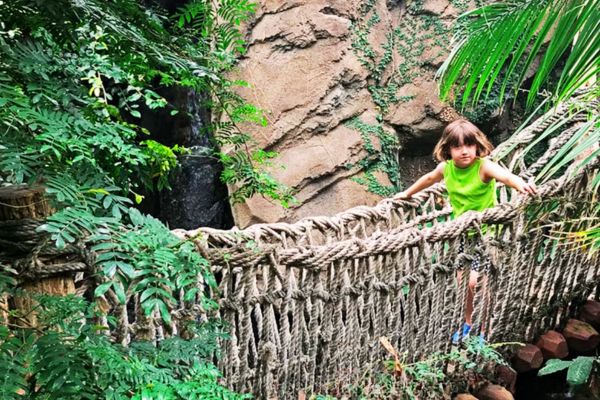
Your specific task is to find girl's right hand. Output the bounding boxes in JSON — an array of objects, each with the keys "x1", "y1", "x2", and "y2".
[{"x1": 397, "y1": 191, "x2": 412, "y2": 199}]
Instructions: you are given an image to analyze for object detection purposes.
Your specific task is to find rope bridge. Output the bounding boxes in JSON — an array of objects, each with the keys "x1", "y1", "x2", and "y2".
[
  {"x1": 1, "y1": 97, "x2": 598, "y2": 398},
  {"x1": 176, "y1": 98, "x2": 599, "y2": 397}
]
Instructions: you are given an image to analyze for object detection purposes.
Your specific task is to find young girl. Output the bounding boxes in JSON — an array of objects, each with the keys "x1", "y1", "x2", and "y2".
[{"x1": 398, "y1": 119, "x2": 537, "y2": 343}]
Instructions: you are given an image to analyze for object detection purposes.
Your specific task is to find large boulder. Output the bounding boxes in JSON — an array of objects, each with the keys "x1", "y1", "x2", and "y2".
[{"x1": 229, "y1": 0, "x2": 475, "y2": 227}]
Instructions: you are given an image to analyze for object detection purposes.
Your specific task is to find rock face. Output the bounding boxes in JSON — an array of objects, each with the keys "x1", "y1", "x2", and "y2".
[
  {"x1": 140, "y1": 88, "x2": 233, "y2": 230},
  {"x1": 230, "y1": 0, "x2": 496, "y2": 227},
  {"x1": 159, "y1": 153, "x2": 233, "y2": 230}
]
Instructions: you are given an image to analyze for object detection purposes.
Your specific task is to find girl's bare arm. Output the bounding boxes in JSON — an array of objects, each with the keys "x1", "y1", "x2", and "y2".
[
  {"x1": 481, "y1": 159, "x2": 537, "y2": 195},
  {"x1": 398, "y1": 162, "x2": 446, "y2": 198}
]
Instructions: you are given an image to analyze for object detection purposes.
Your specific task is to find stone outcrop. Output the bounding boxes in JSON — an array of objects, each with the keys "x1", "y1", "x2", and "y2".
[
  {"x1": 229, "y1": 0, "x2": 486, "y2": 227},
  {"x1": 495, "y1": 365, "x2": 517, "y2": 394},
  {"x1": 580, "y1": 300, "x2": 600, "y2": 330},
  {"x1": 455, "y1": 394, "x2": 478, "y2": 400},
  {"x1": 475, "y1": 384, "x2": 514, "y2": 400},
  {"x1": 535, "y1": 330, "x2": 568, "y2": 360}
]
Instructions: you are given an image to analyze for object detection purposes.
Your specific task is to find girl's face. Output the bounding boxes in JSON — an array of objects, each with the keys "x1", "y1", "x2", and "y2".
[{"x1": 449, "y1": 142, "x2": 477, "y2": 168}]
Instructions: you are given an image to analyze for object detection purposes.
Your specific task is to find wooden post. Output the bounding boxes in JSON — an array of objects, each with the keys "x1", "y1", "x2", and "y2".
[
  {"x1": 0, "y1": 185, "x2": 52, "y2": 220},
  {"x1": 0, "y1": 185, "x2": 75, "y2": 328}
]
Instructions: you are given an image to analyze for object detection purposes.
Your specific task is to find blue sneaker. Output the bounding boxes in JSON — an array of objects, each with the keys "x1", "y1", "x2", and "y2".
[{"x1": 451, "y1": 322, "x2": 471, "y2": 345}]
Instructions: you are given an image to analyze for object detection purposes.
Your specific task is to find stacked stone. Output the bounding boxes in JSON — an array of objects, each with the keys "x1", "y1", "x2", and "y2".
[
  {"x1": 513, "y1": 300, "x2": 600, "y2": 373},
  {"x1": 454, "y1": 300, "x2": 600, "y2": 400}
]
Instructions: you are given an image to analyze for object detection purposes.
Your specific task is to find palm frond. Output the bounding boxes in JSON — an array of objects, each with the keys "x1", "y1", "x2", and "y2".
[
  {"x1": 536, "y1": 116, "x2": 600, "y2": 182},
  {"x1": 437, "y1": 0, "x2": 600, "y2": 110}
]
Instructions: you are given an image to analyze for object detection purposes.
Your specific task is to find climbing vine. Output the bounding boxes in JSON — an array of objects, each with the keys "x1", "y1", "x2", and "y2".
[
  {"x1": 348, "y1": 0, "x2": 496, "y2": 195},
  {"x1": 348, "y1": 0, "x2": 457, "y2": 195},
  {"x1": 345, "y1": 117, "x2": 400, "y2": 197}
]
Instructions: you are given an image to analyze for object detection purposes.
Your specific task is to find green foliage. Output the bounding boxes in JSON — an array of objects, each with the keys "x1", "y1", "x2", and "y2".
[
  {"x1": 438, "y1": 0, "x2": 600, "y2": 110},
  {"x1": 0, "y1": 0, "x2": 293, "y2": 322},
  {"x1": 219, "y1": 149, "x2": 295, "y2": 207},
  {"x1": 0, "y1": 0, "x2": 273, "y2": 397},
  {"x1": 346, "y1": 117, "x2": 400, "y2": 197},
  {"x1": 91, "y1": 210, "x2": 217, "y2": 322},
  {"x1": 0, "y1": 0, "x2": 291, "y2": 232},
  {"x1": 392, "y1": 337, "x2": 507, "y2": 399},
  {"x1": 0, "y1": 326, "x2": 30, "y2": 398},
  {"x1": 311, "y1": 337, "x2": 510, "y2": 399},
  {"x1": 539, "y1": 356, "x2": 596, "y2": 387},
  {"x1": 0, "y1": 276, "x2": 251, "y2": 399}
]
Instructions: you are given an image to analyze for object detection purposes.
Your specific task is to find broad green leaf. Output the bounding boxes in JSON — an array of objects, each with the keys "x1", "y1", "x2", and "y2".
[
  {"x1": 94, "y1": 282, "x2": 113, "y2": 297},
  {"x1": 538, "y1": 358, "x2": 572, "y2": 376},
  {"x1": 566, "y1": 356, "x2": 594, "y2": 386}
]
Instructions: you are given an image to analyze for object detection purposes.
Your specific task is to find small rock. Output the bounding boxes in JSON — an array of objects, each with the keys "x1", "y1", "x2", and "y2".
[
  {"x1": 455, "y1": 394, "x2": 478, "y2": 400},
  {"x1": 495, "y1": 364, "x2": 517, "y2": 393},
  {"x1": 475, "y1": 384, "x2": 514, "y2": 400},
  {"x1": 421, "y1": 0, "x2": 447, "y2": 15},
  {"x1": 563, "y1": 319, "x2": 600, "y2": 352},
  {"x1": 580, "y1": 300, "x2": 600, "y2": 330},
  {"x1": 512, "y1": 344, "x2": 543, "y2": 372},
  {"x1": 535, "y1": 330, "x2": 569, "y2": 360}
]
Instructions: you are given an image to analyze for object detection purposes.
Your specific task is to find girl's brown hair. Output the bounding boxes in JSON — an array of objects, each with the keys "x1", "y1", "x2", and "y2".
[{"x1": 433, "y1": 119, "x2": 494, "y2": 161}]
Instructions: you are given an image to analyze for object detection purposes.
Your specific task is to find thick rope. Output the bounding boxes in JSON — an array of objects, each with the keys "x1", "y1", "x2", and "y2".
[{"x1": 2, "y1": 95, "x2": 597, "y2": 398}]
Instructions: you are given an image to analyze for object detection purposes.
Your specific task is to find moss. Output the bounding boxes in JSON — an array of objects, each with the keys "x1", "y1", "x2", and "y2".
[{"x1": 348, "y1": 1, "x2": 458, "y2": 195}]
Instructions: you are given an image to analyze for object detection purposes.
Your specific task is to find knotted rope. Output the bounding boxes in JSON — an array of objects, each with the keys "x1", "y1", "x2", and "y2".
[{"x1": 1, "y1": 95, "x2": 597, "y2": 398}]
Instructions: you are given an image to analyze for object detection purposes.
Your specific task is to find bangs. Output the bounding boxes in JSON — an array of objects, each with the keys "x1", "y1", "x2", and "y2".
[{"x1": 445, "y1": 130, "x2": 479, "y2": 148}]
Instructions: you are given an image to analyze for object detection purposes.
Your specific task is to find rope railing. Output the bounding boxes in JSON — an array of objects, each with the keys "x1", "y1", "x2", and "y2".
[
  {"x1": 179, "y1": 96, "x2": 596, "y2": 255},
  {"x1": 1, "y1": 95, "x2": 598, "y2": 398},
  {"x1": 204, "y1": 159, "x2": 598, "y2": 397}
]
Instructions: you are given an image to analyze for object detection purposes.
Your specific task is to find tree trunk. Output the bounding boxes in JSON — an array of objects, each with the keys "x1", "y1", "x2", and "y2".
[{"x1": 0, "y1": 185, "x2": 75, "y2": 328}]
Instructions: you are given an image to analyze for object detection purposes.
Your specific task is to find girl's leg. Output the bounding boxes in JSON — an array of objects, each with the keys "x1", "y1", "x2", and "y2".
[{"x1": 465, "y1": 269, "x2": 479, "y2": 326}]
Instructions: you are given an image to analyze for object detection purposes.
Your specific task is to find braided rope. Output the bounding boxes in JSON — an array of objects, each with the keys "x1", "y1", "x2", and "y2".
[
  {"x1": 196, "y1": 153, "x2": 598, "y2": 396},
  {"x1": 1, "y1": 96, "x2": 597, "y2": 397}
]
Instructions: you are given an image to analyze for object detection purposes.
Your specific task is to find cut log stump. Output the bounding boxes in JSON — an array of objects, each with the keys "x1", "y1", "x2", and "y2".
[{"x1": 0, "y1": 185, "x2": 75, "y2": 328}]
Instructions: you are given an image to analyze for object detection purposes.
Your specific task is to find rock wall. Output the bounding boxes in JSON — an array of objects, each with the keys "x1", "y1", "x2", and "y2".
[{"x1": 229, "y1": 0, "x2": 484, "y2": 227}]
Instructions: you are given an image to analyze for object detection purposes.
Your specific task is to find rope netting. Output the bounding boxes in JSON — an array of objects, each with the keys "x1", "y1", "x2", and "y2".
[
  {"x1": 164, "y1": 98, "x2": 598, "y2": 397},
  {"x1": 1, "y1": 96, "x2": 598, "y2": 398},
  {"x1": 187, "y1": 161, "x2": 598, "y2": 398}
]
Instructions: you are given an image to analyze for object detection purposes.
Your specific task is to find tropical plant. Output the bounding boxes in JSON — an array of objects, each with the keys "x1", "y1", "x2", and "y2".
[
  {"x1": 309, "y1": 336, "x2": 511, "y2": 399},
  {"x1": 438, "y1": 0, "x2": 600, "y2": 109},
  {"x1": 0, "y1": 270, "x2": 251, "y2": 399},
  {"x1": 0, "y1": 0, "x2": 278, "y2": 397},
  {"x1": 0, "y1": 0, "x2": 291, "y2": 246},
  {"x1": 538, "y1": 356, "x2": 597, "y2": 389},
  {"x1": 0, "y1": 0, "x2": 291, "y2": 315}
]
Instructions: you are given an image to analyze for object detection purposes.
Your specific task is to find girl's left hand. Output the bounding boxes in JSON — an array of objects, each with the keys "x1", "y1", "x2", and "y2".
[{"x1": 519, "y1": 180, "x2": 537, "y2": 195}]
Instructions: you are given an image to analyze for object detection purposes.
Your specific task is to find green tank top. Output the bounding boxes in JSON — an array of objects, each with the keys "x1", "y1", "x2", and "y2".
[{"x1": 444, "y1": 158, "x2": 496, "y2": 217}]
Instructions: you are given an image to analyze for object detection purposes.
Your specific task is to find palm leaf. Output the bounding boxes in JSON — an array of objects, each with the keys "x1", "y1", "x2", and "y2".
[
  {"x1": 437, "y1": 0, "x2": 600, "y2": 110},
  {"x1": 536, "y1": 117, "x2": 600, "y2": 181}
]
